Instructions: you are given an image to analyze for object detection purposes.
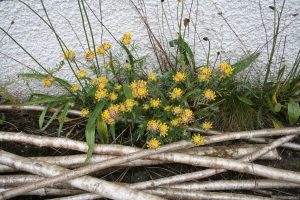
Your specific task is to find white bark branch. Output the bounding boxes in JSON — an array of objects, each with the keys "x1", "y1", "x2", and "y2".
[
  {"x1": 0, "y1": 145, "x2": 280, "y2": 173},
  {"x1": 0, "y1": 149, "x2": 170, "y2": 200},
  {"x1": 168, "y1": 179, "x2": 300, "y2": 190},
  {"x1": 0, "y1": 140, "x2": 193, "y2": 199}
]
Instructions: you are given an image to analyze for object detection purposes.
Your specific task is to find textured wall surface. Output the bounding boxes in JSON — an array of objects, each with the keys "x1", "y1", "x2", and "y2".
[{"x1": 0, "y1": 0, "x2": 299, "y2": 100}]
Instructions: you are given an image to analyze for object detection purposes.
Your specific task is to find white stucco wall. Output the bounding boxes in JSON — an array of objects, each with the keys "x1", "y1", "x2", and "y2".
[{"x1": 0, "y1": 0, "x2": 299, "y2": 100}]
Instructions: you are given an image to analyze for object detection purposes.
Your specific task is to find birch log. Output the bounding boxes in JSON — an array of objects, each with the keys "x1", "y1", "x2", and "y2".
[
  {"x1": 0, "y1": 150, "x2": 165, "y2": 200},
  {"x1": 0, "y1": 145, "x2": 280, "y2": 173}
]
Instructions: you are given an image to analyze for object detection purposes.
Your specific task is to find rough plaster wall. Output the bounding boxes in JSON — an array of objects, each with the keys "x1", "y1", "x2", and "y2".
[{"x1": 0, "y1": 0, "x2": 299, "y2": 100}]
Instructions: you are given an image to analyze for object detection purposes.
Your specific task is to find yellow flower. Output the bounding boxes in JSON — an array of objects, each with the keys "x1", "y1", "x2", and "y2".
[
  {"x1": 192, "y1": 134, "x2": 205, "y2": 146},
  {"x1": 148, "y1": 73, "x2": 157, "y2": 82},
  {"x1": 63, "y1": 50, "x2": 75, "y2": 61},
  {"x1": 109, "y1": 92, "x2": 118, "y2": 101},
  {"x1": 122, "y1": 99, "x2": 137, "y2": 112},
  {"x1": 102, "y1": 110, "x2": 114, "y2": 125},
  {"x1": 76, "y1": 69, "x2": 87, "y2": 79},
  {"x1": 150, "y1": 98, "x2": 161, "y2": 108},
  {"x1": 164, "y1": 105, "x2": 172, "y2": 112},
  {"x1": 143, "y1": 104, "x2": 150, "y2": 110},
  {"x1": 84, "y1": 50, "x2": 95, "y2": 61},
  {"x1": 203, "y1": 89, "x2": 216, "y2": 101},
  {"x1": 114, "y1": 84, "x2": 122, "y2": 90},
  {"x1": 146, "y1": 138, "x2": 161, "y2": 149},
  {"x1": 80, "y1": 108, "x2": 89, "y2": 117},
  {"x1": 171, "y1": 118, "x2": 181, "y2": 127},
  {"x1": 121, "y1": 37, "x2": 131, "y2": 45},
  {"x1": 180, "y1": 109, "x2": 194, "y2": 124},
  {"x1": 124, "y1": 32, "x2": 133, "y2": 39},
  {"x1": 217, "y1": 62, "x2": 233, "y2": 77},
  {"x1": 198, "y1": 66, "x2": 213, "y2": 82},
  {"x1": 170, "y1": 88, "x2": 183, "y2": 100},
  {"x1": 172, "y1": 72, "x2": 186, "y2": 82},
  {"x1": 97, "y1": 76, "x2": 108, "y2": 89},
  {"x1": 71, "y1": 84, "x2": 79, "y2": 92},
  {"x1": 202, "y1": 121, "x2": 213, "y2": 131},
  {"x1": 103, "y1": 41, "x2": 111, "y2": 50},
  {"x1": 123, "y1": 63, "x2": 132, "y2": 70},
  {"x1": 95, "y1": 88, "x2": 108, "y2": 101},
  {"x1": 159, "y1": 122, "x2": 169, "y2": 137},
  {"x1": 147, "y1": 120, "x2": 160, "y2": 133},
  {"x1": 130, "y1": 80, "x2": 148, "y2": 99},
  {"x1": 101, "y1": 104, "x2": 120, "y2": 125},
  {"x1": 43, "y1": 76, "x2": 54, "y2": 87},
  {"x1": 97, "y1": 45, "x2": 105, "y2": 56},
  {"x1": 172, "y1": 106, "x2": 182, "y2": 116}
]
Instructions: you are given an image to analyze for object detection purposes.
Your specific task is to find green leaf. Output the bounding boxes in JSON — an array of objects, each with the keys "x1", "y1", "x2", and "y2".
[
  {"x1": 123, "y1": 84, "x2": 133, "y2": 99},
  {"x1": 58, "y1": 102, "x2": 70, "y2": 136},
  {"x1": 122, "y1": 44, "x2": 134, "y2": 66},
  {"x1": 96, "y1": 117, "x2": 109, "y2": 144},
  {"x1": 232, "y1": 52, "x2": 260, "y2": 75},
  {"x1": 110, "y1": 124, "x2": 116, "y2": 141},
  {"x1": 26, "y1": 94, "x2": 69, "y2": 105},
  {"x1": 178, "y1": 36, "x2": 195, "y2": 70},
  {"x1": 274, "y1": 103, "x2": 282, "y2": 113},
  {"x1": 288, "y1": 99, "x2": 300, "y2": 125},
  {"x1": 40, "y1": 105, "x2": 63, "y2": 132},
  {"x1": 39, "y1": 103, "x2": 56, "y2": 129},
  {"x1": 271, "y1": 118, "x2": 284, "y2": 128},
  {"x1": 85, "y1": 102, "x2": 105, "y2": 160},
  {"x1": 237, "y1": 95, "x2": 254, "y2": 106}
]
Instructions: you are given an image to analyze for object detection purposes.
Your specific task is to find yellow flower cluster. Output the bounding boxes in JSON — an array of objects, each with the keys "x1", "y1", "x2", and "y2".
[
  {"x1": 80, "y1": 108, "x2": 89, "y2": 117},
  {"x1": 172, "y1": 106, "x2": 183, "y2": 116},
  {"x1": 130, "y1": 80, "x2": 148, "y2": 99},
  {"x1": 95, "y1": 88, "x2": 107, "y2": 101},
  {"x1": 172, "y1": 72, "x2": 186, "y2": 82},
  {"x1": 64, "y1": 50, "x2": 75, "y2": 61},
  {"x1": 43, "y1": 76, "x2": 54, "y2": 87},
  {"x1": 109, "y1": 92, "x2": 118, "y2": 101},
  {"x1": 203, "y1": 89, "x2": 216, "y2": 101},
  {"x1": 97, "y1": 76, "x2": 108, "y2": 89},
  {"x1": 97, "y1": 42, "x2": 111, "y2": 56},
  {"x1": 143, "y1": 104, "x2": 150, "y2": 110},
  {"x1": 170, "y1": 88, "x2": 183, "y2": 100},
  {"x1": 102, "y1": 104, "x2": 120, "y2": 125},
  {"x1": 201, "y1": 121, "x2": 213, "y2": 131},
  {"x1": 119, "y1": 99, "x2": 137, "y2": 113},
  {"x1": 148, "y1": 73, "x2": 157, "y2": 82},
  {"x1": 150, "y1": 98, "x2": 161, "y2": 108},
  {"x1": 114, "y1": 84, "x2": 122, "y2": 90},
  {"x1": 146, "y1": 138, "x2": 161, "y2": 149},
  {"x1": 121, "y1": 32, "x2": 132, "y2": 45},
  {"x1": 170, "y1": 118, "x2": 180, "y2": 126},
  {"x1": 76, "y1": 69, "x2": 87, "y2": 79},
  {"x1": 147, "y1": 120, "x2": 160, "y2": 133},
  {"x1": 71, "y1": 84, "x2": 79, "y2": 92},
  {"x1": 217, "y1": 62, "x2": 233, "y2": 77},
  {"x1": 84, "y1": 50, "x2": 95, "y2": 61},
  {"x1": 198, "y1": 66, "x2": 213, "y2": 82},
  {"x1": 147, "y1": 120, "x2": 169, "y2": 137},
  {"x1": 192, "y1": 134, "x2": 205, "y2": 145},
  {"x1": 180, "y1": 109, "x2": 194, "y2": 124}
]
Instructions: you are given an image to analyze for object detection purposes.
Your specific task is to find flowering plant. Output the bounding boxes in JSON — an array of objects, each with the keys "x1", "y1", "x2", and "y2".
[{"x1": 1, "y1": 0, "x2": 299, "y2": 160}]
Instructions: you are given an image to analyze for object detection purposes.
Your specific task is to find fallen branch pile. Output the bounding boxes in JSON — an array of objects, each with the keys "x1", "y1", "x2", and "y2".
[{"x1": 0, "y1": 105, "x2": 299, "y2": 199}]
